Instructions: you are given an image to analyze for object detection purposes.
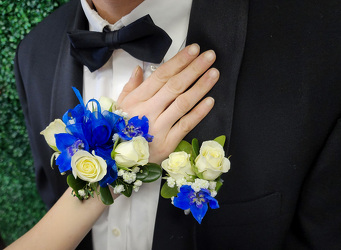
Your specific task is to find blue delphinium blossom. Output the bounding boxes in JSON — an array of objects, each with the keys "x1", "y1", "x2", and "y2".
[
  {"x1": 173, "y1": 185, "x2": 219, "y2": 224},
  {"x1": 117, "y1": 115, "x2": 153, "y2": 142},
  {"x1": 55, "y1": 133, "x2": 89, "y2": 173}
]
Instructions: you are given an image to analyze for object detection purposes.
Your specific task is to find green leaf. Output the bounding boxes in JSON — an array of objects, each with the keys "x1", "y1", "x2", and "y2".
[
  {"x1": 191, "y1": 138, "x2": 199, "y2": 159},
  {"x1": 100, "y1": 186, "x2": 114, "y2": 205},
  {"x1": 140, "y1": 163, "x2": 162, "y2": 183},
  {"x1": 112, "y1": 179, "x2": 133, "y2": 197},
  {"x1": 174, "y1": 140, "x2": 192, "y2": 155},
  {"x1": 67, "y1": 174, "x2": 87, "y2": 191},
  {"x1": 121, "y1": 184, "x2": 133, "y2": 197},
  {"x1": 111, "y1": 150, "x2": 117, "y2": 159},
  {"x1": 108, "y1": 103, "x2": 114, "y2": 112},
  {"x1": 160, "y1": 183, "x2": 179, "y2": 199},
  {"x1": 196, "y1": 171, "x2": 205, "y2": 180},
  {"x1": 113, "y1": 137, "x2": 120, "y2": 150},
  {"x1": 216, "y1": 179, "x2": 223, "y2": 192},
  {"x1": 110, "y1": 138, "x2": 120, "y2": 159},
  {"x1": 136, "y1": 167, "x2": 149, "y2": 180},
  {"x1": 214, "y1": 135, "x2": 226, "y2": 147}
]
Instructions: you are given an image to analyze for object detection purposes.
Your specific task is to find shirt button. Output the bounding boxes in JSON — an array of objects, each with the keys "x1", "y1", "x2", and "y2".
[
  {"x1": 150, "y1": 65, "x2": 158, "y2": 72},
  {"x1": 112, "y1": 227, "x2": 121, "y2": 237}
]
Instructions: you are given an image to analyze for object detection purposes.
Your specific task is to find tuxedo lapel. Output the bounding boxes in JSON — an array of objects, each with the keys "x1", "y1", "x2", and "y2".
[
  {"x1": 152, "y1": 1, "x2": 249, "y2": 249},
  {"x1": 50, "y1": 0, "x2": 87, "y2": 121},
  {"x1": 185, "y1": 0, "x2": 249, "y2": 152}
]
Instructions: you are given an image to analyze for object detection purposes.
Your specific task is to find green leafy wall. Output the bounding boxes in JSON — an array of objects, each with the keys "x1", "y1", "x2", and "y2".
[{"x1": 0, "y1": 0, "x2": 68, "y2": 245}]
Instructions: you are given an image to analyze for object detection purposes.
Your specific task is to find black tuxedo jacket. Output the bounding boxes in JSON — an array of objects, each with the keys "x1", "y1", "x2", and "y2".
[{"x1": 15, "y1": 0, "x2": 341, "y2": 249}]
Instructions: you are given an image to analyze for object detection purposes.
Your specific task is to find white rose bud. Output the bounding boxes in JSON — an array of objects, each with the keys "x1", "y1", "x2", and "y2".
[
  {"x1": 40, "y1": 119, "x2": 66, "y2": 151},
  {"x1": 71, "y1": 150, "x2": 107, "y2": 183},
  {"x1": 195, "y1": 140, "x2": 230, "y2": 180},
  {"x1": 99, "y1": 96, "x2": 116, "y2": 112},
  {"x1": 161, "y1": 152, "x2": 195, "y2": 181},
  {"x1": 114, "y1": 136, "x2": 149, "y2": 168}
]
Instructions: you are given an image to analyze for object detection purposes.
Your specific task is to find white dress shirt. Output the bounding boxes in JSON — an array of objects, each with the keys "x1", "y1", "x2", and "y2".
[{"x1": 80, "y1": 0, "x2": 192, "y2": 249}]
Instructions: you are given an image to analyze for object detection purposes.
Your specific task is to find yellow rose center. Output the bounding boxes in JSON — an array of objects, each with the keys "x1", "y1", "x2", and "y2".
[
  {"x1": 202, "y1": 147, "x2": 223, "y2": 169},
  {"x1": 76, "y1": 158, "x2": 98, "y2": 178},
  {"x1": 169, "y1": 154, "x2": 188, "y2": 171}
]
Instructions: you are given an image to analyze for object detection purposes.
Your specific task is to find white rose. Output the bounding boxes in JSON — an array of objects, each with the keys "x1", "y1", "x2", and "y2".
[
  {"x1": 40, "y1": 119, "x2": 66, "y2": 151},
  {"x1": 114, "y1": 136, "x2": 149, "y2": 168},
  {"x1": 195, "y1": 140, "x2": 230, "y2": 180},
  {"x1": 71, "y1": 150, "x2": 107, "y2": 183},
  {"x1": 161, "y1": 152, "x2": 195, "y2": 181},
  {"x1": 99, "y1": 96, "x2": 116, "y2": 112}
]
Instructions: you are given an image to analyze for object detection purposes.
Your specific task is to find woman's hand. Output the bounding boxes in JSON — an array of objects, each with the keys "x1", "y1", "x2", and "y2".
[{"x1": 117, "y1": 44, "x2": 219, "y2": 164}]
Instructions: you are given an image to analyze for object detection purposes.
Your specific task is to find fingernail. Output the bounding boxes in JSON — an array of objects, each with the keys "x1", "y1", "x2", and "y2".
[
  {"x1": 209, "y1": 68, "x2": 219, "y2": 78},
  {"x1": 188, "y1": 43, "x2": 200, "y2": 56},
  {"x1": 206, "y1": 97, "x2": 215, "y2": 106},
  {"x1": 204, "y1": 50, "x2": 215, "y2": 62},
  {"x1": 131, "y1": 65, "x2": 140, "y2": 78}
]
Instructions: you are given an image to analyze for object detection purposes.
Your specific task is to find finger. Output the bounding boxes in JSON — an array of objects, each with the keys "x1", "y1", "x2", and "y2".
[
  {"x1": 130, "y1": 43, "x2": 201, "y2": 101},
  {"x1": 166, "y1": 97, "x2": 215, "y2": 150},
  {"x1": 151, "y1": 50, "x2": 216, "y2": 113},
  {"x1": 156, "y1": 68, "x2": 219, "y2": 130},
  {"x1": 117, "y1": 66, "x2": 143, "y2": 104}
]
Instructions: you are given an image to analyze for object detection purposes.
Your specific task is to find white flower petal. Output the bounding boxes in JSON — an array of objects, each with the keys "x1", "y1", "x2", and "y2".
[{"x1": 40, "y1": 119, "x2": 66, "y2": 151}]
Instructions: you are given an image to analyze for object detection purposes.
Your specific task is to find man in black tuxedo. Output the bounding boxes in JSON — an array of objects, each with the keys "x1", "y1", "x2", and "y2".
[{"x1": 15, "y1": 0, "x2": 341, "y2": 249}]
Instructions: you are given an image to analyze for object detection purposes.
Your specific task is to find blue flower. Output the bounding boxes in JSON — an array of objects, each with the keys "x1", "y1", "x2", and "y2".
[
  {"x1": 117, "y1": 115, "x2": 153, "y2": 142},
  {"x1": 173, "y1": 185, "x2": 219, "y2": 224},
  {"x1": 98, "y1": 158, "x2": 118, "y2": 187},
  {"x1": 54, "y1": 88, "x2": 120, "y2": 179},
  {"x1": 55, "y1": 133, "x2": 89, "y2": 173},
  {"x1": 95, "y1": 146, "x2": 118, "y2": 186}
]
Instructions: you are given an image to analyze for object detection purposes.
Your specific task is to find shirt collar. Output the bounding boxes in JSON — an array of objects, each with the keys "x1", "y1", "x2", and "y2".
[{"x1": 80, "y1": 0, "x2": 192, "y2": 61}]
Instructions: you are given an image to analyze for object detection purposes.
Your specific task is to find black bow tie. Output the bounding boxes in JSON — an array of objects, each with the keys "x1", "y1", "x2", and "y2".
[{"x1": 67, "y1": 15, "x2": 172, "y2": 72}]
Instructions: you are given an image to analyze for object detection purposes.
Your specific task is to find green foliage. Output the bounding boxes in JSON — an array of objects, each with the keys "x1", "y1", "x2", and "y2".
[
  {"x1": 67, "y1": 174, "x2": 87, "y2": 192},
  {"x1": 214, "y1": 135, "x2": 226, "y2": 147},
  {"x1": 174, "y1": 140, "x2": 193, "y2": 154},
  {"x1": 191, "y1": 138, "x2": 199, "y2": 159},
  {"x1": 100, "y1": 186, "x2": 114, "y2": 205},
  {"x1": 112, "y1": 178, "x2": 133, "y2": 198},
  {"x1": 160, "y1": 182, "x2": 178, "y2": 199},
  {"x1": 0, "y1": 0, "x2": 68, "y2": 245},
  {"x1": 136, "y1": 163, "x2": 162, "y2": 183}
]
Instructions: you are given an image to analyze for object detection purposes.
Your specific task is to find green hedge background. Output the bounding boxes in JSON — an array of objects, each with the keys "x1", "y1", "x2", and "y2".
[{"x1": 0, "y1": 0, "x2": 68, "y2": 246}]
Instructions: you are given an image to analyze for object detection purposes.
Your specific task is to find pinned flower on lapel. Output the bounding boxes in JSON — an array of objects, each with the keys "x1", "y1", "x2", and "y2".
[
  {"x1": 173, "y1": 185, "x2": 219, "y2": 224},
  {"x1": 41, "y1": 87, "x2": 162, "y2": 204},
  {"x1": 161, "y1": 135, "x2": 230, "y2": 224}
]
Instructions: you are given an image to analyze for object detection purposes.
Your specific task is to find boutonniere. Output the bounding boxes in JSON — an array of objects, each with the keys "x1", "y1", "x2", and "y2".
[
  {"x1": 161, "y1": 136, "x2": 230, "y2": 224},
  {"x1": 40, "y1": 87, "x2": 161, "y2": 205}
]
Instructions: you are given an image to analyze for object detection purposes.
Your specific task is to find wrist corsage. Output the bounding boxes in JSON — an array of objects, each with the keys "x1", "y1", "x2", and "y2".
[
  {"x1": 160, "y1": 136, "x2": 230, "y2": 224},
  {"x1": 40, "y1": 87, "x2": 161, "y2": 205}
]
